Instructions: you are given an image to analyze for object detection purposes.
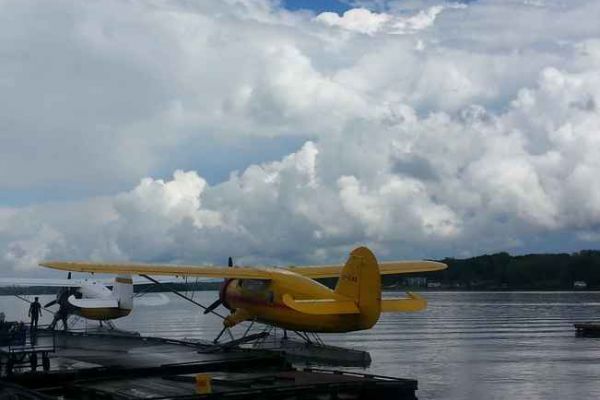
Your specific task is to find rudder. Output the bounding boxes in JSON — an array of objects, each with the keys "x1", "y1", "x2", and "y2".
[
  {"x1": 113, "y1": 274, "x2": 133, "y2": 310},
  {"x1": 335, "y1": 247, "x2": 381, "y2": 329}
]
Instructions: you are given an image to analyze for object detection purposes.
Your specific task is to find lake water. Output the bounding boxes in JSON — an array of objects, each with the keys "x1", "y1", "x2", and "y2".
[{"x1": 3, "y1": 291, "x2": 600, "y2": 399}]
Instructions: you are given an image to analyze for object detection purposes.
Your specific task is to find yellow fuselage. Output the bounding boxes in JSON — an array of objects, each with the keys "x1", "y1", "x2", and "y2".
[{"x1": 222, "y1": 270, "x2": 372, "y2": 333}]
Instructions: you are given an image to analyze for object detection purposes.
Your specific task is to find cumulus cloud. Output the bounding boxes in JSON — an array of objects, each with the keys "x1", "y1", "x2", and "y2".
[
  {"x1": 1, "y1": 0, "x2": 600, "y2": 274},
  {"x1": 315, "y1": 4, "x2": 464, "y2": 35},
  {"x1": 316, "y1": 8, "x2": 392, "y2": 34}
]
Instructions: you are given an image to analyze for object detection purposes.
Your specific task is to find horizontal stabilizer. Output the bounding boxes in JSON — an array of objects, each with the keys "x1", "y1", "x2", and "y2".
[
  {"x1": 68, "y1": 295, "x2": 119, "y2": 309},
  {"x1": 381, "y1": 292, "x2": 427, "y2": 313},
  {"x1": 133, "y1": 293, "x2": 170, "y2": 306},
  {"x1": 282, "y1": 294, "x2": 359, "y2": 315}
]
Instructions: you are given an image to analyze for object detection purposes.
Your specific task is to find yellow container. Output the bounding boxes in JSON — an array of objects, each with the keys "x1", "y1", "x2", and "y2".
[{"x1": 195, "y1": 373, "x2": 212, "y2": 394}]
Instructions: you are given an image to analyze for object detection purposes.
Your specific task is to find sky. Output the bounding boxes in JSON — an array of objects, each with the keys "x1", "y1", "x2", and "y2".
[{"x1": 1, "y1": 0, "x2": 600, "y2": 276}]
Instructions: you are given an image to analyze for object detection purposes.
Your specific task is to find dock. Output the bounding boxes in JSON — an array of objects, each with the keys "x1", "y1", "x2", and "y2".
[
  {"x1": 1, "y1": 329, "x2": 418, "y2": 399},
  {"x1": 253, "y1": 335, "x2": 372, "y2": 366}
]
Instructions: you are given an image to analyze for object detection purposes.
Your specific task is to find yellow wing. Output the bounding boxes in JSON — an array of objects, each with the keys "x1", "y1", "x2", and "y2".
[
  {"x1": 287, "y1": 260, "x2": 446, "y2": 279},
  {"x1": 40, "y1": 259, "x2": 446, "y2": 280},
  {"x1": 39, "y1": 261, "x2": 273, "y2": 279}
]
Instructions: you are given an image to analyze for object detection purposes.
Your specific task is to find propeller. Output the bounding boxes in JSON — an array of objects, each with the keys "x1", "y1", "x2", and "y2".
[
  {"x1": 203, "y1": 256, "x2": 233, "y2": 314},
  {"x1": 44, "y1": 272, "x2": 72, "y2": 308},
  {"x1": 44, "y1": 299, "x2": 58, "y2": 308},
  {"x1": 49, "y1": 272, "x2": 78, "y2": 330}
]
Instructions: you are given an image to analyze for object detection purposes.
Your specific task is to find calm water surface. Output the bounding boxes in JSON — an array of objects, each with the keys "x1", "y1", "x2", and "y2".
[{"x1": 3, "y1": 291, "x2": 600, "y2": 399}]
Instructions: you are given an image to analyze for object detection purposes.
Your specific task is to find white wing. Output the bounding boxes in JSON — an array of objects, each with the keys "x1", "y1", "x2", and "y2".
[
  {"x1": 0, "y1": 277, "x2": 182, "y2": 288},
  {"x1": 0, "y1": 278, "x2": 92, "y2": 287}
]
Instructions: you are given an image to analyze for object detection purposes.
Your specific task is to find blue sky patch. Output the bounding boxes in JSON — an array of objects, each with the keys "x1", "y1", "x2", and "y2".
[{"x1": 282, "y1": 0, "x2": 352, "y2": 14}]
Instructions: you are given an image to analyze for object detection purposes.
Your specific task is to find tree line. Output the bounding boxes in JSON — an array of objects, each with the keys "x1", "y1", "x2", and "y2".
[{"x1": 382, "y1": 250, "x2": 600, "y2": 290}]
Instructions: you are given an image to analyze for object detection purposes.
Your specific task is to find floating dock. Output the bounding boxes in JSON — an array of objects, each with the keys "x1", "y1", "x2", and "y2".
[
  {"x1": 1, "y1": 329, "x2": 418, "y2": 399},
  {"x1": 253, "y1": 336, "x2": 372, "y2": 367}
]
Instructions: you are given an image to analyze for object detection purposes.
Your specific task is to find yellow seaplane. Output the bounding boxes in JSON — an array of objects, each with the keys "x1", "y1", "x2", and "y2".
[{"x1": 40, "y1": 247, "x2": 445, "y2": 334}]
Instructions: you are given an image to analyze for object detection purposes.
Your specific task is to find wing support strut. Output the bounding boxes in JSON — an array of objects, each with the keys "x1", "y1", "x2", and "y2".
[
  {"x1": 140, "y1": 274, "x2": 227, "y2": 320},
  {"x1": 140, "y1": 274, "x2": 237, "y2": 343}
]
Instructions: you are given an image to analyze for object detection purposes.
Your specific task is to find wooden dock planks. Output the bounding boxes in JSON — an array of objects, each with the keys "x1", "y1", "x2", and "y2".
[{"x1": 1, "y1": 330, "x2": 417, "y2": 400}]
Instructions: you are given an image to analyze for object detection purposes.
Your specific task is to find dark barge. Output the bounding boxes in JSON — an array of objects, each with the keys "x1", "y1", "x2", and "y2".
[
  {"x1": 1, "y1": 329, "x2": 418, "y2": 399},
  {"x1": 574, "y1": 322, "x2": 600, "y2": 337}
]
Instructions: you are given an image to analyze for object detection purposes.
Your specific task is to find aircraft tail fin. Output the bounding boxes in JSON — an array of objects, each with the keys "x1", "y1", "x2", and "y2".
[
  {"x1": 334, "y1": 247, "x2": 381, "y2": 329},
  {"x1": 112, "y1": 274, "x2": 133, "y2": 310}
]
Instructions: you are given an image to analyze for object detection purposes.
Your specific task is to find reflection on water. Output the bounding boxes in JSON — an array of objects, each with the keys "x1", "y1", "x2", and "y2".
[{"x1": 3, "y1": 291, "x2": 600, "y2": 399}]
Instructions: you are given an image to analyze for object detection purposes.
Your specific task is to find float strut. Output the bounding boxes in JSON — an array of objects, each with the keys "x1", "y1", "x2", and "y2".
[{"x1": 214, "y1": 326, "x2": 228, "y2": 344}]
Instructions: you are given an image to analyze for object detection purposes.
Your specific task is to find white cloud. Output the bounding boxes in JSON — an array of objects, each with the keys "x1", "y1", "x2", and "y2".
[
  {"x1": 1, "y1": 0, "x2": 600, "y2": 274},
  {"x1": 3, "y1": 226, "x2": 66, "y2": 271},
  {"x1": 316, "y1": 8, "x2": 391, "y2": 35},
  {"x1": 315, "y1": 4, "x2": 465, "y2": 35}
]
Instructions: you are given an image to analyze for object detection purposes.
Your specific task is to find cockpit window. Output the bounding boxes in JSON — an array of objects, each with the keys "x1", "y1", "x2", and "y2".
[{"x1": 239, "y1": 279, "x2": 269, "y2": 291}]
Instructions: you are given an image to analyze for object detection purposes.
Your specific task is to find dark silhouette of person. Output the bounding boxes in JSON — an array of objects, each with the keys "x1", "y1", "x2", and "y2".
[
  {"x1": 49, "y1": 290, "x2": 71, "y2": 331},
  {"x1": 28, "y1": 297, "x2": 42, "y2": 331}
]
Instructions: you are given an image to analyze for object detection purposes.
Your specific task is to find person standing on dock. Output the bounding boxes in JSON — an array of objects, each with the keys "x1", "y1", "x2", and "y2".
[{"x1": 28, "y1": 297, "x2": 42, "y2": 331}]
